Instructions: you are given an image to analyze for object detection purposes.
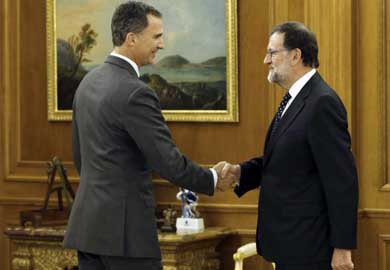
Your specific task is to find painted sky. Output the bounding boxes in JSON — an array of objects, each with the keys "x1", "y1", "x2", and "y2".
[{"x1": 56, "y1": 0, "x2": 226, "y2": 67}]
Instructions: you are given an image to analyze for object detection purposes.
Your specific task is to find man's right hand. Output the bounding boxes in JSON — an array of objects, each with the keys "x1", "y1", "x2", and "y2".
[{"x1": 213, "y1": 161, "x2": 241, "y2": 191}]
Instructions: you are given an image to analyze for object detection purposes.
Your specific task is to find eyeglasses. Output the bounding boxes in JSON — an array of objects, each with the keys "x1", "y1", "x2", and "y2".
[{"x1": 265, "y1": 49, "x2": 289, "y2": 59}]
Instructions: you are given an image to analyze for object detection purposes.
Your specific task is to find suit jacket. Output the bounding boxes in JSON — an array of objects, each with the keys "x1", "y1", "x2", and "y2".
[
  {"x1": 63, "y1": 56, "x2": 214, "y2": 258},
  {"x1": 235, "y1": 72, "x2": 358, "y2": 264}
]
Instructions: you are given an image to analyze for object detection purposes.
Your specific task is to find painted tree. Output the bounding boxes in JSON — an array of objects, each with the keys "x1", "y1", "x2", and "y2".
[{"x1": 67, "y1": 23, "x2": 98, "y2": 80}]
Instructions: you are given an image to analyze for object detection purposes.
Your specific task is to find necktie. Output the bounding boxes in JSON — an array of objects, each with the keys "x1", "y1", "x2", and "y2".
[{"x1": 270, "y1": 92, "x2": 292, "y2": 139}]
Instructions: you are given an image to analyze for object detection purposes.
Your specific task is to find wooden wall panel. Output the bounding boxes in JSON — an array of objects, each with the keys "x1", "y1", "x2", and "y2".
[
  {"x1": 386, "y1": 0, "x2": 390, "y2": 191},
  {"x1": 355, "y1": 0, "x2": 390, "y2": 263},
  {"x1": 0, "y1": 0, "x2": 6, "y2": 184},
  {"x1": 1, "y1": 0, "x2": 390, "y2": 269},
  {"x1": 357, "y1": 210, "x2": 390, "y2": 270},
  {"x1": 306, "y1": 0, "x2": 354, "y2": 129},
  {"x1": 379, "y1": 234, "x2": 390, "y2": 270},
  {"x1": 356, "y1": 0, "x2": 382, "y2": 207},
  {"x1": 379, "y1": 0, "x2": 390, "y2": 192},
  {"x1": 357, "y1": 0, "x2": 390, "y2": 210}
]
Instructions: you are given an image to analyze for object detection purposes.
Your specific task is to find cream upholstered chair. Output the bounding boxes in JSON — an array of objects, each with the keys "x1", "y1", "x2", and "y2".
[{"x1": 233, "y1": 242, "x2": 275, "y2": 270}]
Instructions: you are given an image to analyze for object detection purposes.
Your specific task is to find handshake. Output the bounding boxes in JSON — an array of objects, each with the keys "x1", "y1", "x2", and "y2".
[{"x1": 213, "y1": 161, "x2": 241, "y2": 192}]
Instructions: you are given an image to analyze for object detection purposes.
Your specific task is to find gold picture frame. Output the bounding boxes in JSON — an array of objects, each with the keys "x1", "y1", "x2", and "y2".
[{"x1": 47, "y1": 0, "x2": 238, "y2": 122}]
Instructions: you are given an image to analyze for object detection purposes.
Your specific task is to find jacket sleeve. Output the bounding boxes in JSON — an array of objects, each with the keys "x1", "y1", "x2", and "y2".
[
  {"x1": 308, "y1": 95, "x2": 358, "y2": 249},
  {"x1": 234, "y1": 157, "x2": 263, "y2": 197},
  {"x1": 72, "y1": 98, "x2": 82, "y2": 174},
  {"x1": 121, "y1": 85, "x2": 214, "y2": 196}
]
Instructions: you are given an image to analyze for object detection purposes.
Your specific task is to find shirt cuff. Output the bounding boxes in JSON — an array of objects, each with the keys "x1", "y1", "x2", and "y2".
[{"x1": 210, "y1": 168, "x2": 218, "y2": 188}]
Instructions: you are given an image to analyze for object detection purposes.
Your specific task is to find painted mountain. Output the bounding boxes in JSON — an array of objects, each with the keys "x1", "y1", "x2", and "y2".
[{"x1": 140, "y1": 55, "x2": 227, "y2": 110}]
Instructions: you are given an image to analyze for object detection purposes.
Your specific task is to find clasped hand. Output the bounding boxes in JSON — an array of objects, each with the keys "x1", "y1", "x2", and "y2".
[{"x1": 213, "y1": 161, "x2": 241, "y2": 191}]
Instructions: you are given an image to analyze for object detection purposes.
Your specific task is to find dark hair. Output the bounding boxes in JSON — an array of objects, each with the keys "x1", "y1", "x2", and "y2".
[
  {"x1": 111, "y1": 1, "x2": 162, "y2": 46},
  {"x1": 271, "y1": 21, "x2": 319, "y2": 68}
]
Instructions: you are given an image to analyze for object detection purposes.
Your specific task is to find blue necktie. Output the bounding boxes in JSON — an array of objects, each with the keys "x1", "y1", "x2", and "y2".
[{"x1": 270, "y1": 92, "x2": 292, "y2": 139}]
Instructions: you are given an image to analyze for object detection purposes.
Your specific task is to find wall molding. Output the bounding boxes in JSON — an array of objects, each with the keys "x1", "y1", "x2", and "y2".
[
  {"x1": 0, "y1": 196, "x2": 52, "y2": 207},
  {"x1": 3, "y1": 162, "x2": 216, "y2": 183},
  {"x1": 2, "y1": 193, "x2": 388, "y2": 217},
  {"x1": 1, "y1": 196, "x2": 387, "y2": 218},
  {"x1": 235, "y1": 229, "x2": 256, "y2": 237},
  {"x1": 158, "y1": 202, "x2": 258, "y2": 214},
  {"x1": 3, "y1": 0, "x2": 22, "y2": 185},
  {"x1": 0, "y1": 196, "x2": 258, "y2": 214},
  {"x1": 2, "y1": 175, "x2": 207, "y2": 185},
  {"x1": 359, "y1": 208, "x2": 390, "y2": 218}
]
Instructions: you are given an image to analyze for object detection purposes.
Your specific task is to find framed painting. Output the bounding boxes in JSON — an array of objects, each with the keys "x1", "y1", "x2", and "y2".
[{"x1": 47, "y1": 0, "x2": 238, "y2": 122}]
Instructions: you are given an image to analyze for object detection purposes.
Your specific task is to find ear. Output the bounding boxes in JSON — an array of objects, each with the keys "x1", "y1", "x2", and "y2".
[
  {"x1": 125, "y1": 32, "x2": 137, "y2": 47},
  {"x1": 291, "y1": 48, "x2": 302, "y2": 66}
]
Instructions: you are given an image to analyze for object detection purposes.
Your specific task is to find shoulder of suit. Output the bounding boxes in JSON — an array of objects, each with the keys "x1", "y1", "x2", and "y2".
[
  {"x1": 305, "y1": 78, "x2": 345, "y2": 108},
  {"x1": 309, "y1": 78, "x2": 338, "y2": 99},
  {"x1": 85, "y1": 62, "x2": 159, "y2": 104},
  {"x1": 115, "y1": 77, "x2": 160, "y2": 107},
  {"x1": 310, "y1": 89, "x2": 346, "y2": 113}
]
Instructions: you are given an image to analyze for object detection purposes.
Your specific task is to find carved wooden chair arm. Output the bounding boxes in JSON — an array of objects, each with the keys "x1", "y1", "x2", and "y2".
[{"x1": 233, "y1": 242, "x2": 275, "y2": 270}]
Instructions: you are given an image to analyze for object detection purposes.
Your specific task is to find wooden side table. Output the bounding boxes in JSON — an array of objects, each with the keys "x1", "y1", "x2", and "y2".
[{"x1": 5, "y1": 226, "x2": 233, "y2": 270}]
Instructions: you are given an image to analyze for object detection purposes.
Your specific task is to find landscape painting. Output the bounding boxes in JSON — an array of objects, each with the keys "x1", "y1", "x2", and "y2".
[{"x1": 47, "y1": 0, "x2": 238, "y2": 121}]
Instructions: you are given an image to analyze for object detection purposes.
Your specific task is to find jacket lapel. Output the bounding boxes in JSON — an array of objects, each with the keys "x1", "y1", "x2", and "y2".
[{"x1": 263, "y1": 73, "x2": 321, "y2": 166}]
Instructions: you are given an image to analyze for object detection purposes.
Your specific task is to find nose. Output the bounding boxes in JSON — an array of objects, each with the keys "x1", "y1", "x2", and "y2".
[
  {"x1": 158, "y1": 38, "x2": 164, "y2": 50},
  {"x1": 264, "y1": 54, "x2": 271, "y2": 64}
]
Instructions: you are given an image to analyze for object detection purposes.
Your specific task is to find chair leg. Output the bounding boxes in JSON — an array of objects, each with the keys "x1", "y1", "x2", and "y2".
[{"x1": 234, "y1": 260, "x2": 243, "y2": 270}]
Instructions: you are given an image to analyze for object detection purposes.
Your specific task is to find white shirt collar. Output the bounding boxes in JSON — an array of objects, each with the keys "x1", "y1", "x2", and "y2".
[
  {"x1": 288, "y1": 68, "x2": 316, "y2": 99},
  {"x1": 281, "y1": 68, "x2": 316, "y2": 117},
  {"x1": 110, "y1": 51, "x2": 140, "y2": 77}
]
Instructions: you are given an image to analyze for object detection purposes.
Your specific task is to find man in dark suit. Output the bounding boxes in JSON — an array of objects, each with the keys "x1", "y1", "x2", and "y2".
[
  {"x1": 218, "y1": 22, "x2": 358, "y2": 270},
  {"x1": 63, "y1": 2, "x2": 229, "y2": 269}
]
